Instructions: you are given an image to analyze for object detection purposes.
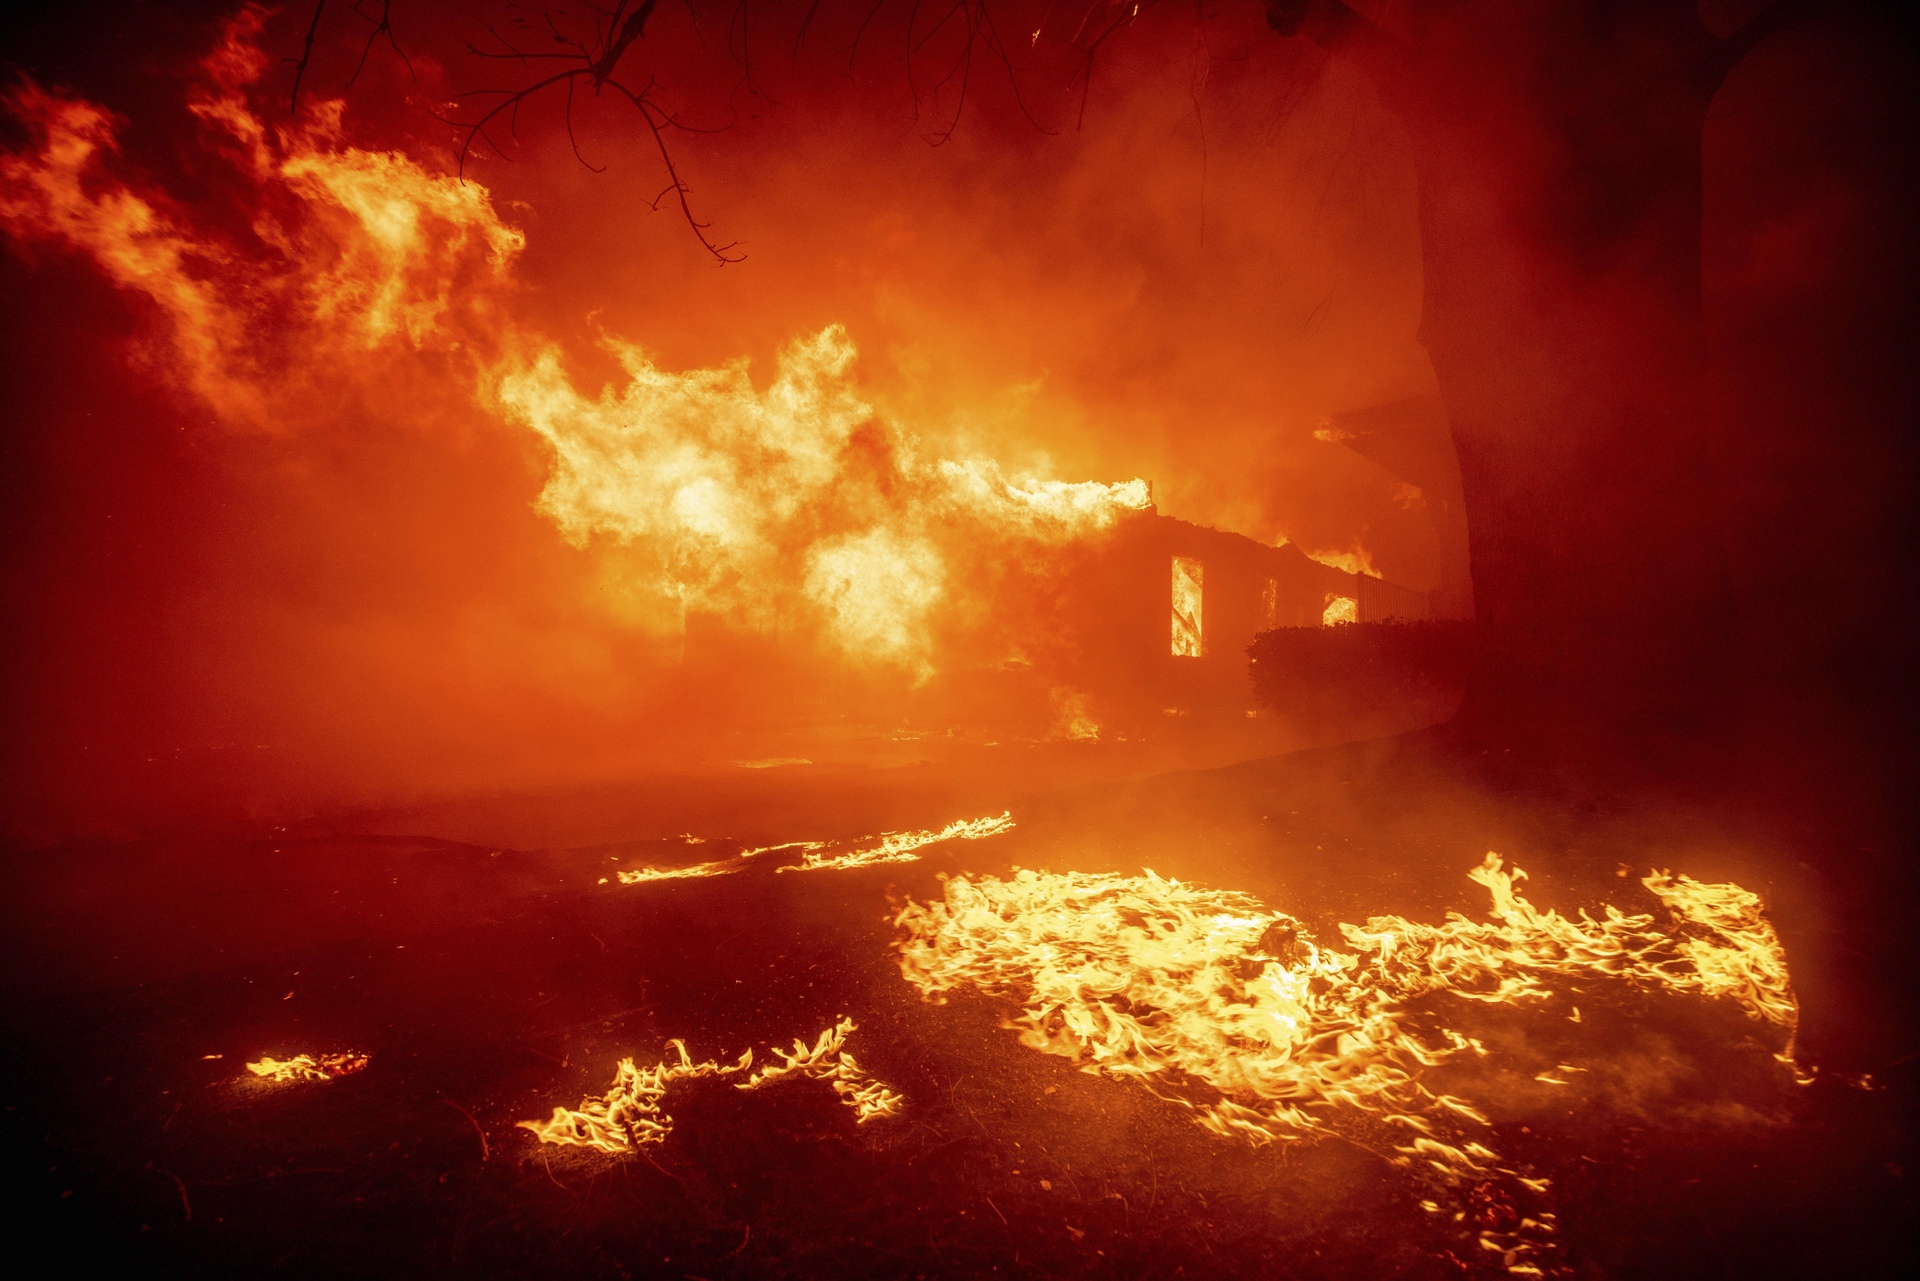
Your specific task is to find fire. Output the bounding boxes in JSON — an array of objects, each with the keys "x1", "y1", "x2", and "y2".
[
  {"x1": 603, "y1": 815, "x2": 1014, "y2": 884},
  {"x1": 894, "y1": 853, "x2": 1795, "y2": 1154},
  {"x1": 244, "y1": 1051, "x2": 369, "y2": 1085},
  {"x1": 520, "y1": 1018, "x2": 900, "y2": 1154},
  {"x1": 0, "y1": 21, "x2": 520, "y2": 431},
  {"x1": 738, "y1": 1019, "x2": 907, "y2": 1123},
  {"x1": 1644, "y1": 870, "x2": 1800, "y2": 1047},
  {"x1": 1322, "y1": 593, "x2": 1359, "y2": 625},
  {"x1": 778, "y1": 812, "x2": 1015, "y2": 874},
  {"x1": 1307, "y1": 544, "x2": 1381, "y2": 578},
  {"x1": 615, "y1": 858, "x2": 744, "y2": 885},
  {"x1": 496, "y1": 331, "x2": 1152, "y2": 670},
  {"x1": 1171, "y1": 555, "x2": 1205, "y2": 657},
  {"x1": 0, "y1": 23, "x2": 1155, "y2": 680}
]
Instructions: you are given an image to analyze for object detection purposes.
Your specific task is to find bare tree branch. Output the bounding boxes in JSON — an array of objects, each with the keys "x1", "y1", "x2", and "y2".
[
  {"x1": 606, "y1": 76, "x2": 745, "y2": 263},
  {"x1": 441, "y1": 3, "x2": 739, "y2": 265},
  {"x1": 290, "y1": 0, "x2": 329, "y2": 115},
  {"x1": 346, "y1": 0, "x2": 416, "y2": 90},
  {"x1": 591, "y1": 0, "x2": 660, "y2": 84}
]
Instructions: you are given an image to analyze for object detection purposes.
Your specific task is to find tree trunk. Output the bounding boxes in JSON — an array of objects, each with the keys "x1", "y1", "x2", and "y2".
[{"x1": 1275, "y1": 0, "x2": 1774, "y2": 758}]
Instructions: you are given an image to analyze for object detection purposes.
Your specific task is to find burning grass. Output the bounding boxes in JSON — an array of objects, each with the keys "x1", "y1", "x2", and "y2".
[
  {"x1": 895, "y1": 854, "x2": 1794, "y2": 1151},
  {"x1": 893, "y1": 854, "x2": 1797, "y2": 1273},
  {"x1": 605, "y1": 812, "x2": 1016, "y2": 884},
  {"x1": 520, "y1": 1018, "x2": 901, "y2": 1155},
  {"x1": 778, "y1": 812, "x2": 1016, "y2": 874},
  {"x1": 243, "y1": 1051, "x2": 369, "y2": 1086}
]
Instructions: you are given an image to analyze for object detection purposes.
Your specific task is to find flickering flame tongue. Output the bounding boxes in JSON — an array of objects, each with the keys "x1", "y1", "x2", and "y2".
[
  {"x1": 521, "y1": 1018, "x2": 902, "y2": 1154},
  {"x1": 244, "y1": 1051, "x2": 369, "y2": 1085}
]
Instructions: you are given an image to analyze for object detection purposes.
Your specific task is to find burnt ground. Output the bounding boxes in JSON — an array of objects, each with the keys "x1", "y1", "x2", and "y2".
[{"x1": 1, "y1": 729, "x2": 1914, "y2": 1280}]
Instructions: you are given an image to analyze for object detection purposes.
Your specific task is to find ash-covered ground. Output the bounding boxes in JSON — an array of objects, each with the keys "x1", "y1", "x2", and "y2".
[{"x1": 3, "y1": 731, "x2": 1913, "y2": 1279}]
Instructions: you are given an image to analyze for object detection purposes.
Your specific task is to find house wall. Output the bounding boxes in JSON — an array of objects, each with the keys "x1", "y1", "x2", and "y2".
[{"x1": 1050, "y1": 512, "x2": 1435, "y2": 722}]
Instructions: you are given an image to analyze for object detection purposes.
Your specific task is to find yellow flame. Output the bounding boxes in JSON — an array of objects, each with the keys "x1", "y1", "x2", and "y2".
[
  {"x1": 739, "y1": 1018, "x2": 906, "y2": 1123},
  {"x1": 1322, "y1": 594, "x2": 1359, "y2": 625},
  {"x1": 1171, "y1": 556, "x2": 1204, "y2": 657},
  {"x1": 1644, "y1": 869, "x2": 1799, "y2": 1053},
  {"x1": 244, "y1": 1051, "x2": 369, "y2": 1085},
  {"x1": 616, "y1": 858, "x2": 744, "y2": 885},
  {"x1": 520, "y1": 1019, "x2": 900, "y2": 1154},
  {"x1": 779, "y1": 812, "x2": 1015, "y2": 874},
  {"x1": 519, "y1": 1041, "x2": 752, "y2": 1152},
  {"x1": 894, "y1": 854, "x2": 1795, "y2": 1159},
  {"x1": 804, "y1": 527, "x2": 947, "y2": 674},
  {"x1": 1308, "y1": 546, "x2": 1380, "y2": 578}
]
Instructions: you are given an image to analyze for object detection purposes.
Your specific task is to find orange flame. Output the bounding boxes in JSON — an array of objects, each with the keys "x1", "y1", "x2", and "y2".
[
  {"x1": 1307, "y1": 545, "x2": 1380, "y2": 578},
  {"x1": 243, "y1": 1051, "x2": 369, "y2": 1085},
  {"x1": 520, "y1": 1018, "x2": 900, "y2": 1154},
  {"x1": 895, "y1": 854, "x2": 1795, "y2": 1151},
  {"x1": 1322, "y1": 594, "x2": 1359, "y2": 625},
  {"x1": 895, "y1": 855, "x2": 1795, "y2": 1273},
  {"x1": 778, "y1": 811, "x2": 1015, "y2": 874},
  {"x1": 0, "y1": 23, "x2": 1153, "y2": 678}
]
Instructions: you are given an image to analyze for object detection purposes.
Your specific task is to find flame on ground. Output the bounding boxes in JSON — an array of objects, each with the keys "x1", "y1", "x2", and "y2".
[
  {"x1": 615, "y1": 858, "x2": 745, "y2": 885},
  {"x1": 606, "y1": 816, "x2": 1009, "y2": 886},
  {"x1": 520, "y1": 1018, "x2": 900, "y2": 1154},
  {"x1": 739, "y1": 1019, "x2": 907, "y2": 1123},
  {"x1": 244, "y1": 1051, "x2": 369, "y2": 1085},
  {"x1": 894, "y1": 854, "x2": 1794, "y2": 1153},
  {"x1": 894, "y1": 855, "x2": 1793, "y2": 1275},
  {"x1": 778, "y1": 811, "x2": 1016, "y2": 874}
]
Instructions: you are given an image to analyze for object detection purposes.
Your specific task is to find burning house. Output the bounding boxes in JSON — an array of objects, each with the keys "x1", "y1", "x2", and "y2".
[{"x1": 1013, "y1": 506, "x2": 1435, "y2": 727}]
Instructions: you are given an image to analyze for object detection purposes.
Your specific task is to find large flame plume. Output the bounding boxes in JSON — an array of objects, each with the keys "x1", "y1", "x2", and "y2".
[{"x1": 0, "y1": 14, "x2": 1150, "y2": 680}]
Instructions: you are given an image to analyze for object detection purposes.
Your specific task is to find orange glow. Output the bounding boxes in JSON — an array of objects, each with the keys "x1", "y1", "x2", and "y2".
[{"x1": 1, "y1": 58, "x2": 1159, "y2": 682}]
